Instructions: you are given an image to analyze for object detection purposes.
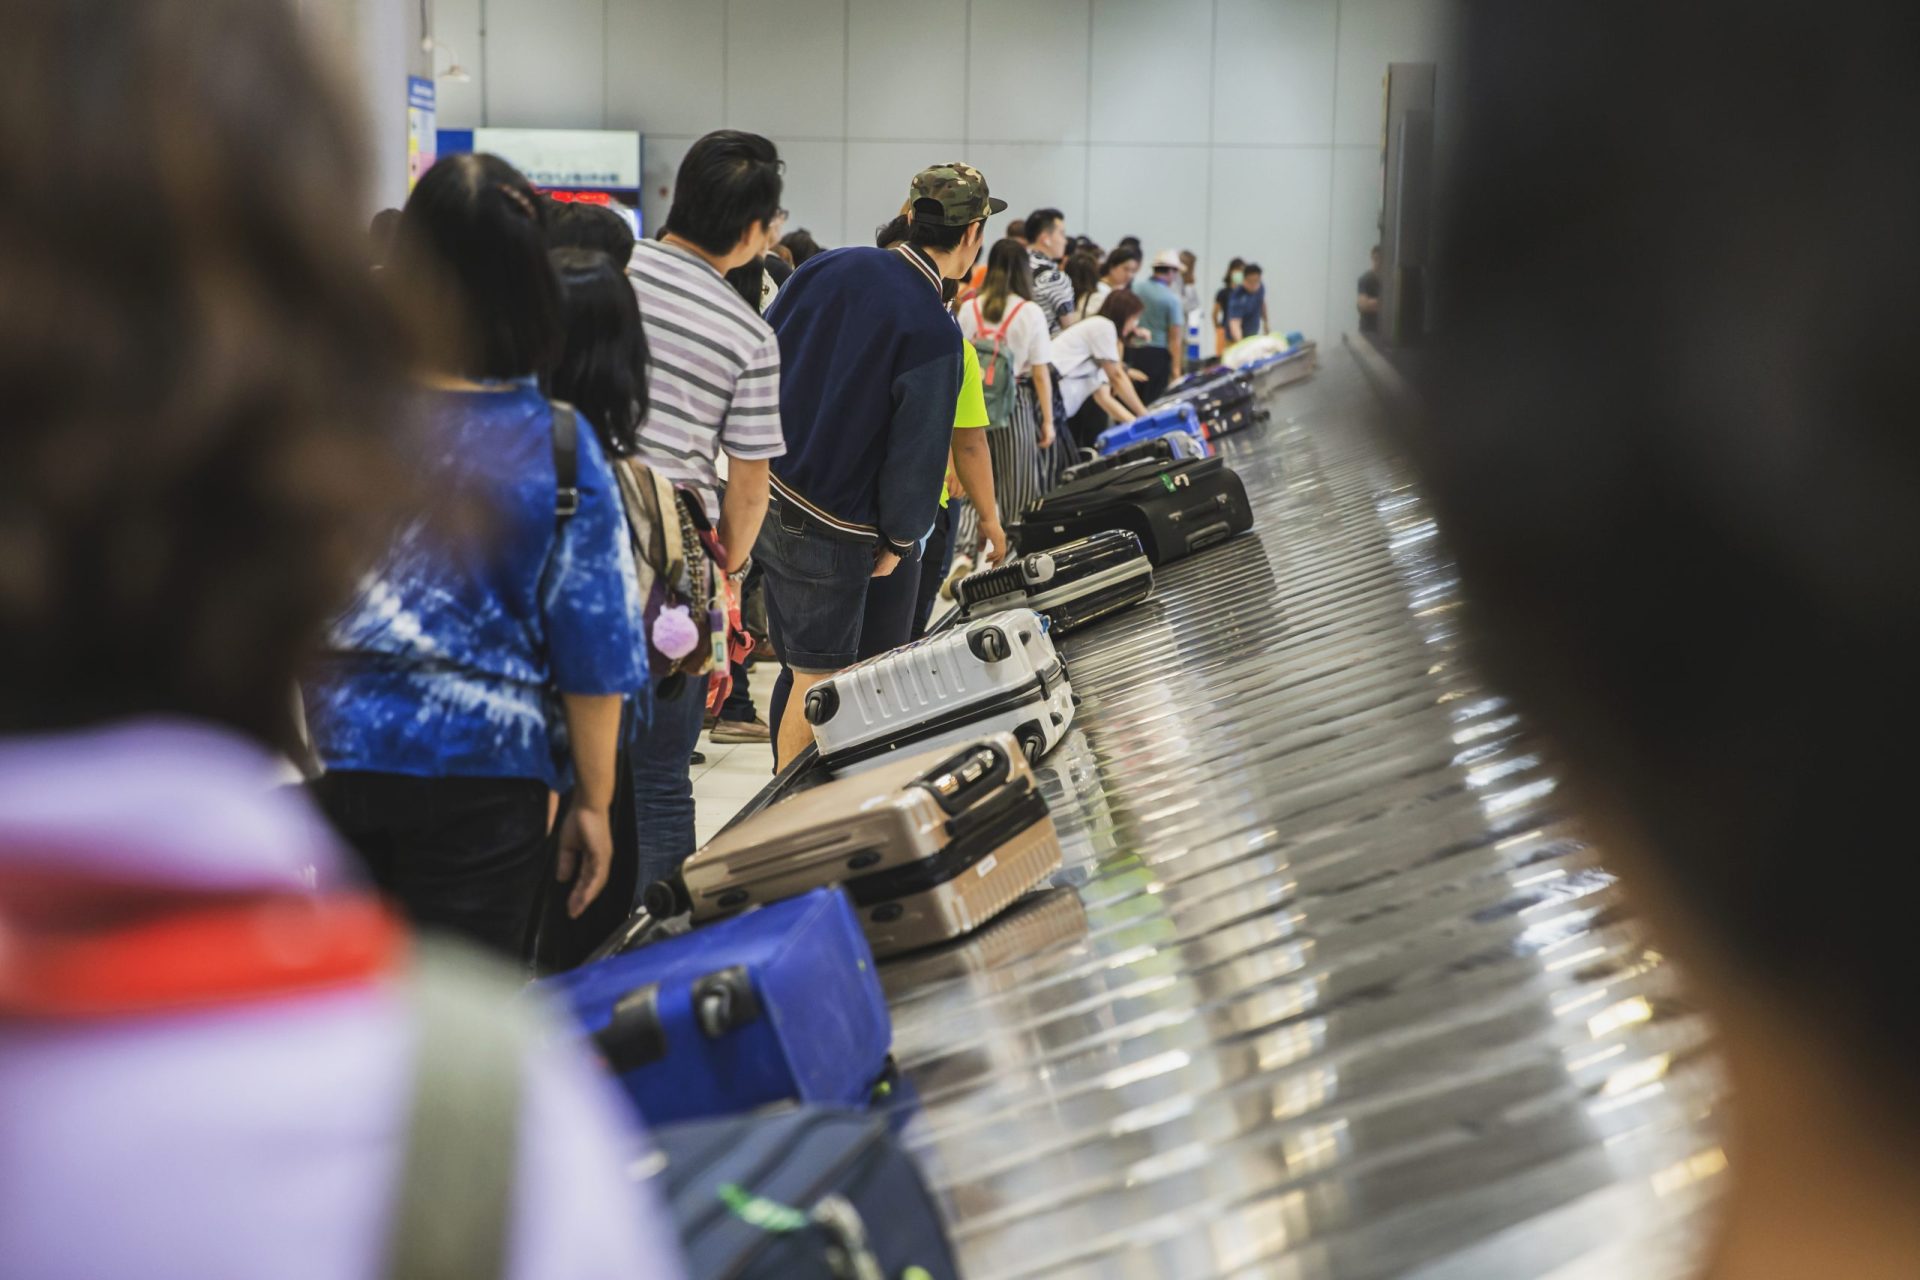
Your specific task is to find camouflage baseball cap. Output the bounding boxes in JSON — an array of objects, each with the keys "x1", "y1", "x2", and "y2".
[{"x1": 908, "y1": 162, "x2": 1008, "y2": 227}]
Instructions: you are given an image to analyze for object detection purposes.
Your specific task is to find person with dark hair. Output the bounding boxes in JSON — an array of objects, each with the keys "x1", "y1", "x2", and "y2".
[
  {"x1": 1357, "y1": 244, "x2": 1383, "y2": 334},
  {"x1": 625, "y1": 128, "x2": 786, "y2": 883},
  {"x1": 1423, "y1": 11, "x2": 1920, "y2": 1276},
  {"x1": 1065, "y1": 249, "x2": 1104, "y2": 322},
  {"x1": 1021, "y1": 207, "x2": 1075, "y2": 333},
  {"x1": 757, "y1": 162, "x2": 1001, "y2": 770},
  {"x1": 780, "y1": 227, "x2": 824, "y2": 268},
  {"x1": 306, "y1": 152, "x2": 646, "y2": 953},
  {"x1": 368, "y1": 206, "x2": 401, "y2": 268},
  {"x1": 1224, "y1": 261, "x2": 1268, "y2": 342},
  {"x1": 960, "y1": 238, "x2": 1055, "y2": 529},
  {"x1": 1005, "y1": 217, "x2": 1027, "y2": 243},
  {"x1": 548, "y1": 200, "x2": 637, "y2": 268},
  {"x1": 549, "y1": 247, "x2": 649, "y2": 458},
  {"x1": 874, "y1": 212, "x2": 912, "y2": 248},
  {"x1": 1095, "y1": 245, "x2": 1142, "y2": 309},
  {"x1": 0, "y1": 1, "x2": 679, "y2": 1274},
  {"x1": 1118, "y1": 235, "x2": 1142, "y2": 253},
  {"x1": 1056, "y1": 289, "x2": 1150, "y2": 448},
  {"x1": 1213, "y1": 256, "x2": 1246, "y2": 350}
]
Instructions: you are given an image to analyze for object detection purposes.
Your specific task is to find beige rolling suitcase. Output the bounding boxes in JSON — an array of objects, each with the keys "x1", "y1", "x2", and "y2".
[{"x1": 673, "y1": 733, "x2": 1062, "y2": 958}]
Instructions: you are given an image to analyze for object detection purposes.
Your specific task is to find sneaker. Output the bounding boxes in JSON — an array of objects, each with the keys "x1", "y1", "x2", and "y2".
[
  {"x1": 689, "y1": 750, "x2": 707, "y2": 767},
  {"x1": 709, "y1": 717, "x2": 772, "y2": 745}
]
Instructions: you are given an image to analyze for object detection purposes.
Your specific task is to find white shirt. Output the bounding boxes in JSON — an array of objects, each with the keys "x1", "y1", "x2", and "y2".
[
  {"x1": 1051, "y1": 316, "x2": 1123, "y2": 417},
  {"x1": 958, "y1": 296, "x2": 1053, "y2": 378}
]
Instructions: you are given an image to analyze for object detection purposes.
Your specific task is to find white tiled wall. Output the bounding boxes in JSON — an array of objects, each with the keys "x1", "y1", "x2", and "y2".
[{"x1": 434, "y1": 0, "x2": 1457, "y2": 340}]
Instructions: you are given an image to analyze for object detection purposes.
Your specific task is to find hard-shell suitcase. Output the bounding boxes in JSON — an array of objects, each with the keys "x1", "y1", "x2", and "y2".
[
  {"x1": 1013, "y1": 455, "x2": 1252, "y2": 566},
  {"x1": 1093, "y1": 402, "x2": 1211, "y2": 456},
  {"x1": 671, "y1": 734, "x2": 1062, "y2": 957},
  {"x1": 953, "y1": 530, "x2": 1152, "y2": 634},
  {"x1": 536, "y1": 888, "x2": 891, "y2": 1126},
  {"x1": 1058, "y1": 432, "x2": 1207, "y2": 486},
  {"x1": 1154, "y1": 367, "x2": 1268, "y2": 438},
  {"x1": 648, "y1": 1106, "x2": 959, "y2": 1280},
  {"x1": 804, "y1": 607, "x2": 1075, "y2": 772}
]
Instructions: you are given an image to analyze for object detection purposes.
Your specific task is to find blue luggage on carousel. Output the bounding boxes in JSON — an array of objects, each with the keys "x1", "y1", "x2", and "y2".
[
  {"x1": 538, "y1": 888, "x2": 892, "y2": 1126},
  {"x1": 649, "y1": 1106, "x2": 960, "y2": 1280},
  {"x1": 1093, "y1": 402, "x2": 1211, "y2": 458}
]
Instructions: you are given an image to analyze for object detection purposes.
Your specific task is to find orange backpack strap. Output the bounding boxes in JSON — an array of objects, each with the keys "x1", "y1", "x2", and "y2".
[{"x1": 0, "y1": 871, "x2": 404, "y2": 1019}]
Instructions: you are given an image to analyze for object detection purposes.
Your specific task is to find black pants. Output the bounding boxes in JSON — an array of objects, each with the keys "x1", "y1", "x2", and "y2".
[
  {"x1": 912, "y1": 503, "x2": 955, "y2": 639},
  {"x1": 311, "y1": 771, "x2": 550, "y2": 959},
  {"x1": 1070, "y1": 397, "x2": 1111, "y2": 450},
  {"x1": 1125, "y1": 345, "x2": 1173, "y2": 405}
]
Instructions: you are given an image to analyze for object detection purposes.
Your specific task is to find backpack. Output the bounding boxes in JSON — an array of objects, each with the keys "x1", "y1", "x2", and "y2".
[
  {"x1": 968, "y1": 297, "x2": 1027, "y2": 428},
  {"x1": 610, "y1": 453, "x2": 728, "y2": 697}
]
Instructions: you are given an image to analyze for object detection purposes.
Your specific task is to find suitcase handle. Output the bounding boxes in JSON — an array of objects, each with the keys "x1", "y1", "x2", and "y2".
[
  {"x1": 1185, "y1": 521, "x2": 1234, "y2": 553},
  {"x1": 916, "y1": 741, "x2": 1014, "y2": 816},
  {"x1": 593, "y1": 983, "x2": 667, "y2": 1072}
]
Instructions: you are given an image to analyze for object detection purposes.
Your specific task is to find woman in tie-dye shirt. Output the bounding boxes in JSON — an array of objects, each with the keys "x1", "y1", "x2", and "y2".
[{"x1": 304, "y1": 155, "x2": 646, "y2": 957}]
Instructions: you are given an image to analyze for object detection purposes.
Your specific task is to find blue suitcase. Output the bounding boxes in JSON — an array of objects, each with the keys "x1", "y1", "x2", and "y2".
[
  {"x1": 538, "y1": 888, "x2": 892, "y2": 1126},
  {"x1": 649, "y1": 1106, "x2": 959, "y2": 1280},
  {"x1": 1094, "y1": 402, "x2": 1211, "y2": 457}
]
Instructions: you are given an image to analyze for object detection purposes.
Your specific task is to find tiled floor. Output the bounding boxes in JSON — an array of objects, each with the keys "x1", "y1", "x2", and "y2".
[{"x1": 689, "y1": 660, "x2": 779, "y2": 847}]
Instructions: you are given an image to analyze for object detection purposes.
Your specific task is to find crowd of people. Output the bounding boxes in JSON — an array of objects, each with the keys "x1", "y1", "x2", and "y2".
[{"x1": 305, "y1": 131, "x2": 1294, "y2": 953}]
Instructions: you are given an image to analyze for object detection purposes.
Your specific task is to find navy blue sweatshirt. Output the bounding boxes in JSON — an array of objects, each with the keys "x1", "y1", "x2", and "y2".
[{"x1": 764, "y1": 244, "x2": 962, "y2": 558}]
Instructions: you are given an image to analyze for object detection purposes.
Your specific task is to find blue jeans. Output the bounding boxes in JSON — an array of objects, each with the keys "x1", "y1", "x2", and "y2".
[{"x1": 629, "y1": 672, "x2": 708, "y2": 898}]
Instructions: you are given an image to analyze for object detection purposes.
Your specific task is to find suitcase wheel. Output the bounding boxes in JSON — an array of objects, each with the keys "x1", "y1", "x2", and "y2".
[
  {"x1": 803, "y1": 684, "x2": 839, "y2": 724},
  {"x1": 967, "y1": 625, "x2": 1011, "y2": 663},
  {"x1": 1015, "y1": 725, "x2": 1045, "y2": 763},
  {"x1": 692, "y1": 965, "x2": 763, "y2": 1039}
]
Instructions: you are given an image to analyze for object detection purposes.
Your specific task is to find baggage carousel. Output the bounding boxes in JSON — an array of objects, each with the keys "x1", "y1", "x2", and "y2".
[{"x1": 874, "y1": 347, "x2": 1727, "y2": 1279}]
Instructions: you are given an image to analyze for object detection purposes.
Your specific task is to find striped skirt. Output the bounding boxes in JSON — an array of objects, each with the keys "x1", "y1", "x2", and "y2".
[{"x1": 985, "y1": 379, "x2": 1046, "y2": 526}]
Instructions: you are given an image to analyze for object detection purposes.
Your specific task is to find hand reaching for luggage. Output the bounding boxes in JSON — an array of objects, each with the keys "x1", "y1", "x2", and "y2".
[
  {"x1": 977, "y1": 518, "x2": 1008, "y2": 568},
  {"x1": 556, "y1": 805, "x2": 613, "y2": 918}
]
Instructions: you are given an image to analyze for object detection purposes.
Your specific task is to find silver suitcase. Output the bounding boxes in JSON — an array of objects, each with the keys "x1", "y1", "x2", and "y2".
[{"x1": 804, "y1": 608, "x2": 1075, "y2": 772}]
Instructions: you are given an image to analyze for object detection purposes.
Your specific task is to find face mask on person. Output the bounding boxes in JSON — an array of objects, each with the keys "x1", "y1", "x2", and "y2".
[{"x1": 1229, "y1": 270, "x2": 1245, "y2": 287}]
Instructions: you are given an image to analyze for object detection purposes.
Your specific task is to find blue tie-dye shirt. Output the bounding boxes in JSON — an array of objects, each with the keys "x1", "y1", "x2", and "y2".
[{"x1": 305, "y1": 385, "x2": 647, "y2": 790}]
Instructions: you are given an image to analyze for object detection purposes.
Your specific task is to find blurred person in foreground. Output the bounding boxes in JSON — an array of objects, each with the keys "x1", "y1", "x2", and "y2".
[
  {"x1": 304, "y1": 153, "x2": 646, "y2": 957},
  {"x1": 1422, "y1": 8, "x2": 1920, "y2": 1279},
  {"x1": 0, "y1": 1, "x2": 680, "y2": 1277}
]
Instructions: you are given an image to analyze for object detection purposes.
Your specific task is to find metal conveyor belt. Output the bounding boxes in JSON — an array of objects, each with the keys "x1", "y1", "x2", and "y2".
[{"x1": 876, "y1": 346, "x2": 1726, "y2": 1280}]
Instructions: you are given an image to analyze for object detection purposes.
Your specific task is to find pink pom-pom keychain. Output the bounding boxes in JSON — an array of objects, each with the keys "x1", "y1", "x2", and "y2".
[{"x1": 651, "y1": 604, "x2": 701, "y2": 661}]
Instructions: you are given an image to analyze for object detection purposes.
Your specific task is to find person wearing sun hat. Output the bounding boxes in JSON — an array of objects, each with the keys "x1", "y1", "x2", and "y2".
[
  {"x1": 754, "y1": 161, "x2": 1004, "y2": 769},
  {"x1": 1126, "y1": 247, "x2": 1188, "y2": 399}
]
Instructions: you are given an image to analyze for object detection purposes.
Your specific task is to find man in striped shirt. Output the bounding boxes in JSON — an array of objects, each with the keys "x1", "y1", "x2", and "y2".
[{"x1": 625, "y1": 129, "x2": 786, "y2": 883}]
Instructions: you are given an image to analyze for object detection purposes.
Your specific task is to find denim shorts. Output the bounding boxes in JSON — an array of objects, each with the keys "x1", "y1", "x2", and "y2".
[{"x1": 753, "y1": 506, "x2": 874, "y2": 673}]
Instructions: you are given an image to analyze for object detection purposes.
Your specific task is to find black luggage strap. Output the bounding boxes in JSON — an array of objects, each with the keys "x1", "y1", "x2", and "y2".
[{"x1": 551, "y1": 403, "x2": 581, "y2": 526}]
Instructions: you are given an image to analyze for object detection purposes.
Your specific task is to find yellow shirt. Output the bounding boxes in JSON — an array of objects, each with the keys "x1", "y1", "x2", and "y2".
[{"x1": 942, "y1": 339, "x2": 989, "y2": 507}]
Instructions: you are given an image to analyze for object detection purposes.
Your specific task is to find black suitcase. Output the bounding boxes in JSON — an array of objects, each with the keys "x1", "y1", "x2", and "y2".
[
  {"x1": 1013, "y1": 456, "x2": 1252, "y2": 566},
  {"x1": 1058, "y1": 434, "x2": 1205, "y2": 485},
  {"x1": 649, "y1": 1106, "x2": 960, "y2": 1280},
  {"x1": 954, "y1": 530, "x2": 1153, "y2": 633},
  {"x1": 1154, "y1": 367, "x2": 1268, "y2": 437}
]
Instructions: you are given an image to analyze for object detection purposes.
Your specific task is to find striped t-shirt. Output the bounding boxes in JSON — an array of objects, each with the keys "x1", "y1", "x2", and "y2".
[{"x1": 627, "y1": 238, "x2": 785, "y2": 520}]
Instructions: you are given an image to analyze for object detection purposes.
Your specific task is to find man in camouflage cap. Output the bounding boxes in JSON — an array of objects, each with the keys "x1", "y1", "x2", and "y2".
[
  {"x1": 909, "y1": 162, "x2": 1009, "y2": 229},
  {"x1": 755, "y1": 161, "x2": 1004, "y2": 767}
]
